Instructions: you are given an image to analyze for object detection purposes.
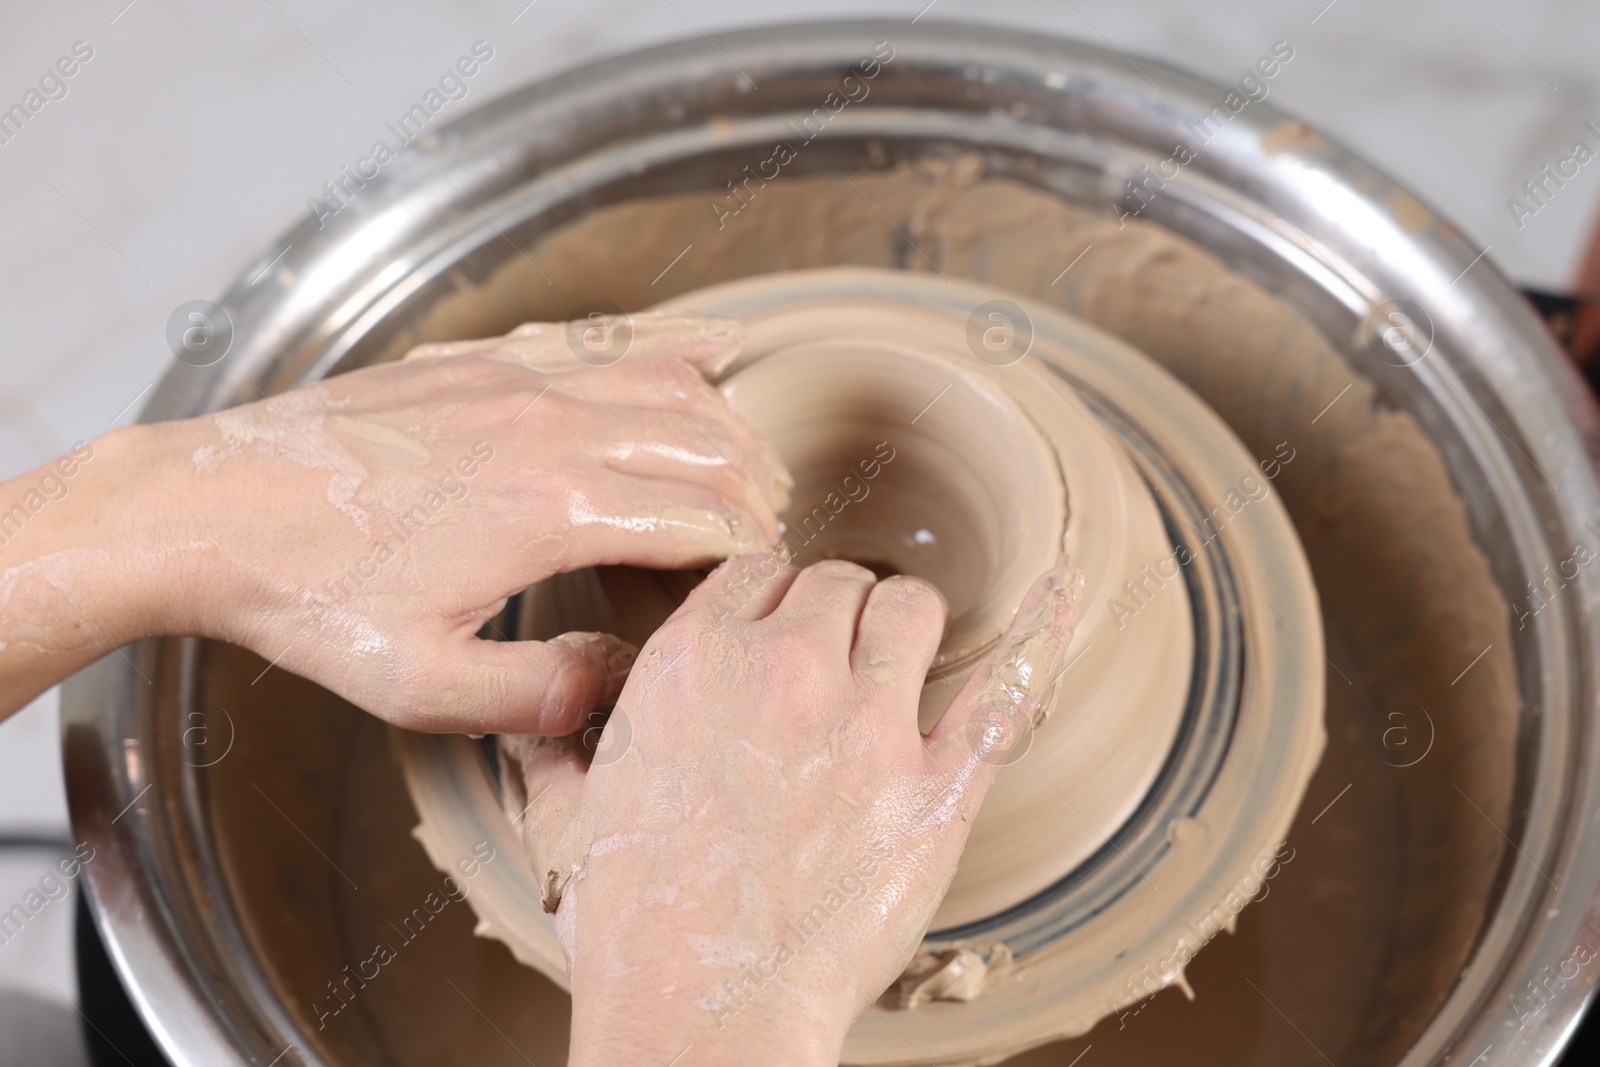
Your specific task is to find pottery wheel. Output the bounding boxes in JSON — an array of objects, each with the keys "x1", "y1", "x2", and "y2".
[{"x1": 396, "y1": 267, "x2": 1326, "y2": 1065}]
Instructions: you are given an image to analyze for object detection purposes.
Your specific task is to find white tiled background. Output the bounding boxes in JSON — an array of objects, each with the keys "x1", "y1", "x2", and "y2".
[{"x1": 2, "y1": 0, "x2": 1597, "y2": 1059}]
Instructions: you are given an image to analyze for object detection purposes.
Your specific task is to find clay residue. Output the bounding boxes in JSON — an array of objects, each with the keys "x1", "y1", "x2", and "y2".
[
  {"x1": 895, "y1": 943, "x2": 1014, "y2": 1010},
  {"x1": 386, "y1": 159, "x2": 1518, "y2": 1065},
  {"x1": 987, "y1": 566, "x2": 1080, "y2": 729},
  {"x1": 192, "y1": 384, "x2": 372, "y2": 534}
]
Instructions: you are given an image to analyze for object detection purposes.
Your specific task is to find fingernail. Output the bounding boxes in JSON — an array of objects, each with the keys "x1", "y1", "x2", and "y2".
[
  {"x1": 723, "y1": 510, "x2": 776, "y2": 555},
  {"x1": 698, "y1": 315, "x2": 742, "y2": 343},
  {"x1": 606, "y1": 643, "x2": 638, "y2": 685},
  {"x1": 695, "y1": 318, "x2": 744, "y2": 377}
]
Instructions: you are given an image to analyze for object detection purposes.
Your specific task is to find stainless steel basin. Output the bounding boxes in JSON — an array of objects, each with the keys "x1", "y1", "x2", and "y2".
[{"x1": 63, "y1": 18, "x2": 1600, "y2": 1067}]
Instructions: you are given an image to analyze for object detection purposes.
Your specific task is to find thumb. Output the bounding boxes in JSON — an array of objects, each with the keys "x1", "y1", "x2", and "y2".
[
  {"x1": 410, "y1": 630, "x2": 637, "y2": 736},
  {"x1": 500, "y1": 732, "x2": 594, "y2": 917},
  {"x1": 926, "y1": 567, "x2": 1079, "y2": 781}
]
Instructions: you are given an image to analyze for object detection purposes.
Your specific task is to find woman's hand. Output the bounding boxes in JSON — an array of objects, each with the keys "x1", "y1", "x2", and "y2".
[
  {"x1": 513, "y1": 555, "x2": 1077, "y2": 1067},
  {"x1": 0, "y1": 311, "x2": 791, "y2": 733}
]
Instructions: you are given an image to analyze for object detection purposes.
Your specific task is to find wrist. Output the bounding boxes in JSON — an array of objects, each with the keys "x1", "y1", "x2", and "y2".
[
  {"x1": 568, "y1": 973, "x2": 848, "y2": 1067},
  {"x1": 94, "y1": 418, "x2": 259, "y2": 642},
  {"x1": 0, "y1": 426, "x2": 183, "y2": 711},
  {"x1": 20, "y1": 420, "x2": 234, "y2": 644}
]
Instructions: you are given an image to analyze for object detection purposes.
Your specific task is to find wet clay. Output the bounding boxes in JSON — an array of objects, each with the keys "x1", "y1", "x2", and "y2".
[
  {"x1": 246, "y1": 158, "x2": 1515, "y2": 1067},
  {"x1": 405, "y1": 263, "x2": 1324, "y2": 1066},
  {"x1": 500, "y1": 285, "x2": 1200, "y2": 936}
]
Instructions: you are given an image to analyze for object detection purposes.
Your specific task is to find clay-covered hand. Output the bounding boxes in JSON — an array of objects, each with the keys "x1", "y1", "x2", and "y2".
[
  {"x1": 0, "y1": 311, "x2": 791, "y2": 732},
  {"x1": 515, "y1": 555, "x2": 1076, "y2": 1067}
]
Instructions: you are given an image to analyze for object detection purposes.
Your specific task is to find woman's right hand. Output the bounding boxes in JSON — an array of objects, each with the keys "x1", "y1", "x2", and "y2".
[{"x1": 514, "y1": 555, "x2": 1077, "y2": 1067}]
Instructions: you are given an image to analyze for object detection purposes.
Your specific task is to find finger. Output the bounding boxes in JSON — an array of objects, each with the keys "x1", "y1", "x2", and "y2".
[
  {"x1": 546, "y1": 471, "x2": 777, "y2": 571},
  {"x1": 548, "y1": 358, "x2": 793, "y2": 511},
  {"x1": 676, "y1": 553, "x2": 801, "y2": 624},
  {"x1": 852, "y1": 576, "x2": 949, "y2": 708},
  {"x1": 413, "y1": 311, "x2": 744, "y2": 373},
  {"x1": 408, "y1": 326, "x2": 791, "y2": 514},
  {"x1": 543, "y1": 354, "x2": 717, "y2": 409},
  {"x1": 408, "y1": 630, "x2": 637, "y2": 736},
  {"x1": 403, "y1": 322, "x2": 576, "y2": 366},
  {"x1": 503, "y1": 733, "x2": 592, "y2": 915},
  {"x1": 501, "y1": 732, "x2": 585, "y2": 831},
  {"x1": 926, "y1": 567, "x2": 1078, "y2": 777},
  {"x1": 596, "y1": 409, "x2": 786, "y2": 537},
  {"x1": 768, "y1": 559, "x2": 879, "y2": 653},
  {"x1": 537, "y1": 310, "x2": 744, "y2": 373},
  {"x1": 623, "y1": 310, "x2": 745, "y2": 375},
  {"x1": 400, "y1": 334, "x2": 506, "y2": 362}
]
